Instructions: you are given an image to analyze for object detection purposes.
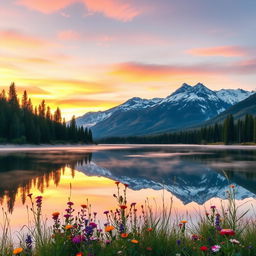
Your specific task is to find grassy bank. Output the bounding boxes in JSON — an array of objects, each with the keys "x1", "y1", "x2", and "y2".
[{"x1": 1, "y1": 184, "x2": 256, "y2": 256}]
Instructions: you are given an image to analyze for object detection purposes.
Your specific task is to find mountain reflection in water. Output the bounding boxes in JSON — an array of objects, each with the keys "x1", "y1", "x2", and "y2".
[{"x1": 0, "y1": 145, "x2": 256, "y2": 213}]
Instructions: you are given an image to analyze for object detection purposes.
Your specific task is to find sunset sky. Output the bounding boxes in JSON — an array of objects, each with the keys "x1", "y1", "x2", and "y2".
[{"x1": 0, "y1": 0, "x2": 256, "y2": 120}]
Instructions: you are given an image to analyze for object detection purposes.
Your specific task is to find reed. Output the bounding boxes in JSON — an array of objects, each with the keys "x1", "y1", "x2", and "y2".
[{"x1": 1, "y1": 183, "x2": 256, "y2": 256}]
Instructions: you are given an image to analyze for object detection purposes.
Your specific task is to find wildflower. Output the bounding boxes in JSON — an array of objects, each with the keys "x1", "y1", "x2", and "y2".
[
  {"x1": 211, "y1": 245, "x2": 221, "y2": 252},
  {"x1": 117, "y1": 251, "x2": 122, "y2": 255},
  {"x1": 131, "y1": 239, "x2": 139, "y2": 244},
  {"x1": 13, "y1": 248, "x2": 23, "y2": 255},
  {"x1": 120, "y1": 205, "x2": 127, "y2": 209},
  {"x1": 147, "y1": 228, "x2": 153, "y2": 232},
  {"x1": 230, "y1": 239, "x2": 240, "y2": 244},
  {"x1": 121, "y1": 233, "x2": 129, "y2": 238},
  {"x1": 191, "y1": 234, "x2": 199, "y2": 240},
  {"x1": 210, "y1": 205, "x2": 216, "y2": 209},
  {"x1": 89, "y1": 222, "x2": 97, "y2": 228},
  {"x1": 200, "y1": 246, "x2": 208, "y2": 251},
  {"x1": 119, "y1": 223, "x2": 125, "y2": 233},
  {"x1": 105, "y1": 225, "x2": 115, "y2": 232},
  {"x1": 105, "y1": 239, "x2": 111, "y2": 244},
  {"x1": 176, "y1": 240, "x2": 181, "y2": 246},
  {"x1": 220, "y1": 229, "x2": 235, "y2": 236},
  {"x1": 230, "y1": 184, "x2": 235, "y2": 188},
  {"x1": 25, "y1": 234, "x2": 32, "y2": 250},
  {"x1": 35, "y1": 196, "x2": 43, "y2": 208},
  {"x1": 81, "y1": 204, "x2": 87, "y2": 208},
  {"x1": 180, "y1": 220, "x2": 187, "y2": 224},
  {"x1": 65, "y1": 224, "x2": 73, "y2": 230},
  {"x1": 115, "y1": 181, "x2": 120, "y2": 185},
  {"x1": 103, "y1": 210, "x2": 109, "y2": 215},
  {"x1": 27, "y1": 193, "x2": 33, "y2": 199},
  {"x1": 146, "y1": 247, "x2": 152, "y2": 251},
  {"x1": 76, "y1": 252, "x2": 83, "y2": 256},
  {"x1": 67, "y1": 201, "x2": 74, "y2": 206},
  {"x1": 73, "y1": 235, "x2": 85, "y2": 244},
  {"x1": 215, "y1": 214, "x2": 221, "y2": 231},
  {"x1": 131, "y1": 202, "x2": 136, "y2": 207},
  {"x1": 52, "y1": 212, "x2": 60, "y2": 220},
  {"x1": 124, "y1": 183, "x2": 129, "y2": 187}
]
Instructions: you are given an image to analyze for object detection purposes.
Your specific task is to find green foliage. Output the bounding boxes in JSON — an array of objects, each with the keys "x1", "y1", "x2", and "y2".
[
  {"x1": 100, "y1": 114, "x2": 256, "y2": 145},
  {"x1": 2, "y1": 184, "x2": 256, "y2": 256},
  {"x1": 0, "y1": 83, "x2": 93, "y2": 144}
]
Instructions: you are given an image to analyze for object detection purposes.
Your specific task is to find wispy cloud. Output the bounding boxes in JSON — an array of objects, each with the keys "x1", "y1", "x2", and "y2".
[
  {"x1": 187, "y1": 46, "x2": 247, "y2": 57},
  {"x1": 0, "y1": 29, "x2": 52, "y2": 49},
  {"x1": 16, "y1": 0, "x2": 143, "y2": 21},
  {"x1": 109, "y1": 60, "x2": 256, "y2": 82}
]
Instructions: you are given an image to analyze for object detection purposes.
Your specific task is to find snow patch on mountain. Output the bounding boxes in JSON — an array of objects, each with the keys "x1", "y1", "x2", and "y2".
[{"x1": 216, "y1": 89, "x2": 254, "y2": 105}]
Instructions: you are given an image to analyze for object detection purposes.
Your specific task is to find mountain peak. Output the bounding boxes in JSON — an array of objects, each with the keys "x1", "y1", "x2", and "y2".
[
  {"x1": 193, "y1": 83, "x2": 211, "y2": 91},
  {"x1": 171, "y1": 83, "x2": 192, "y2": 96},
  {"x1": 125, "y1": 97, "x2": 143, "y2": 104}
]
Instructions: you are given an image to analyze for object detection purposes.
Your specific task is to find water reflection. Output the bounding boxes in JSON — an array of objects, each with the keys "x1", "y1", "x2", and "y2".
[
  {"x1": 77, "y1": 147, "x2": 256, "y2": 204},
  {"x1": 0, "y1": 151, "x2": 92, "y2": 212},
  {"x1": 0, "y1": 145, "x2": 256, "y2": 215}
]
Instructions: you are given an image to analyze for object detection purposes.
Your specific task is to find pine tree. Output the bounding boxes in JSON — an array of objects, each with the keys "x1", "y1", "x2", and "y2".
[
  {"x1": 8, "y1": 82, "x2": 19, "y2": 108},
  {"x1": 22, "y1": 90, "x2": 28, "y2": 109}
]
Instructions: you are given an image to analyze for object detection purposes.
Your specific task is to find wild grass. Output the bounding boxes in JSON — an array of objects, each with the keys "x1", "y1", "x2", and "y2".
[{"x1": 1, "y1": 183, "x2": 256, "y2": 256}]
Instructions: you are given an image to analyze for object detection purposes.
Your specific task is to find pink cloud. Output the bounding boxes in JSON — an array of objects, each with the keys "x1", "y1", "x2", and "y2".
[
  {"x1": 187, "y1": 46, "x2": 247, "y2": 57},
  {"x1": 0, "y1": 29, "x2": 52, "y2": 49},
  {"x1": 57, "y1": 30, "x2": 81, "y2": 40},
  {"x1": 109, "y1": 60, "x2": 256, "y2": 82},
  {"x1": 16, "y1": 0, "x2": 143, "y2": 21}
]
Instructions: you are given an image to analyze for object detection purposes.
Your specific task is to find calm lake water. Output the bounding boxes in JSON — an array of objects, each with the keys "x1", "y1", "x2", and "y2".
[{"x1": 0, "y1": 144, "x2": 256, "y2": 233}]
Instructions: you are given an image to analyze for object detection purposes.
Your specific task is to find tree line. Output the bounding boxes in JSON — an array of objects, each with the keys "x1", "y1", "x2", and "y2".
[
  {"x1": 0, "y1": 83, "x2": 93, "y2": 144},
  {"x1": 100, "y1": 114, "x2": 256, "y2": 145}
]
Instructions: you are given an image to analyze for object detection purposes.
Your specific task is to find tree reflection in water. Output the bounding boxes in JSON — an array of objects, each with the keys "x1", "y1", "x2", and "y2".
[{"x1": 0, "y1": 151, "x2": 92, "y2": 212}]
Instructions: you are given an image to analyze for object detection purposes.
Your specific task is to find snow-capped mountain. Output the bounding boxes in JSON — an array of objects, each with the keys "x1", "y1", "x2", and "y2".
[
  {"x1": 76, "y1": 83, "x2": 254, "y2": 138},
  {"x1": 75, "y1": 97, "x2": 162, "y2": 128},
  {"x1": 216, "y1": 88, "x2": 254, "y2": 105}
]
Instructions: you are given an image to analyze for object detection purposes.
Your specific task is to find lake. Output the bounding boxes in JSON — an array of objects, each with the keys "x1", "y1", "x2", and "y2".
[{"x1": 0, "y1": 144, "x2": 256, "y2": 234}]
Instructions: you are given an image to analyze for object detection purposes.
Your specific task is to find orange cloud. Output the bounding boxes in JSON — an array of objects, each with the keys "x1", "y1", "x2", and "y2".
[
  {"x1": 0, "y1": 29, "x2": 51, "y2": 49},
  {"x1": 110, "y1": 59, "x2": 256, "y2": 83},
  {"x1": 187, "y1": 46, "x2": 247, "y2": 57},
  {"x1": 109, "y1": 62, "x2": 214, "y2": 82},
  {"x1": 16, "y1": 0, "x2": 142, "y2": 21}
]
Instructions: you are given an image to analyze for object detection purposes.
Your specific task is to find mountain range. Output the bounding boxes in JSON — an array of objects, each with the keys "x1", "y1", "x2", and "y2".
[{"x1": 76, "y1": 83, "x2": 254, "y2": 138}]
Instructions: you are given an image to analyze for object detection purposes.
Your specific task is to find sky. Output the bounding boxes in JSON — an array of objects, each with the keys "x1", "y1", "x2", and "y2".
[{"x1": 0, "y1": 0, "x2": 256, "y2": 120}]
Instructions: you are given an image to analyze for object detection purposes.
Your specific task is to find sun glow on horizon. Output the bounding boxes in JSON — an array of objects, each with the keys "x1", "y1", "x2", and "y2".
[{"x1": 0, "y1": 0, "x2": 255, "y2": 119}]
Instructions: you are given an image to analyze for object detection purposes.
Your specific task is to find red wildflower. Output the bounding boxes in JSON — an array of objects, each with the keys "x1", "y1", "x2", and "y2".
[
  {"x1": 120, "y1": 205, "x2": 127, "y2": 209},
  {"x1": 200, "y1": 246, "x2": 208, "y2": 251},
  {"x1": 220, "y1": 229, "x2": 235, "y2": 236}
]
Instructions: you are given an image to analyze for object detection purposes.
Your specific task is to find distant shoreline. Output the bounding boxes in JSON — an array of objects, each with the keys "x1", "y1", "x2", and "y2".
[{"x1": 0, "y1": 143, "x2": 256, "y2": 151}]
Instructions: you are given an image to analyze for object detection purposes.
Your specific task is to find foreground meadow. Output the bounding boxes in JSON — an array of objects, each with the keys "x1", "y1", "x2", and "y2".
[{"x1": 1, "y1": 183, "x2": 256, "y2": 256}]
